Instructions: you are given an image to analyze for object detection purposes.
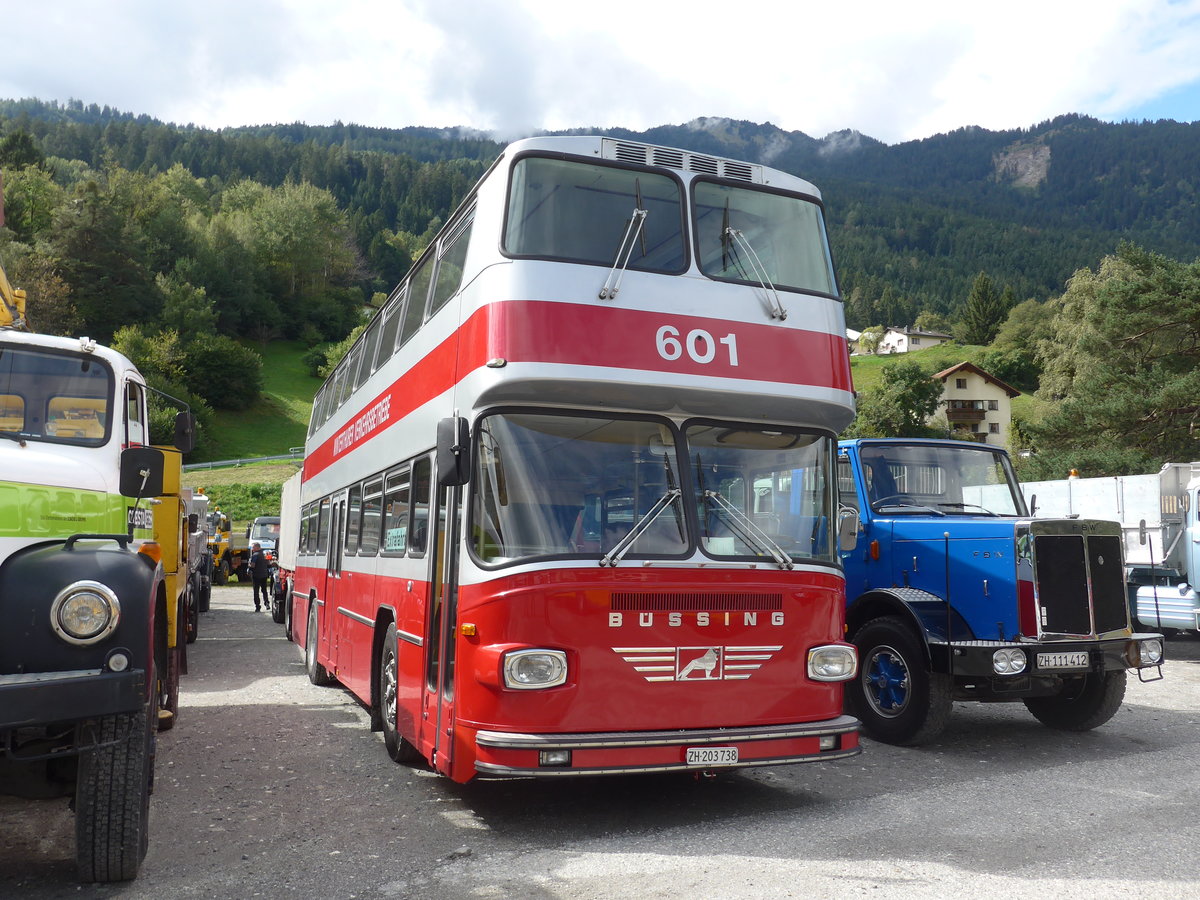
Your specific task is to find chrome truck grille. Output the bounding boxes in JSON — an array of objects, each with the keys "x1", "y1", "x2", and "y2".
[{"x1": 1025, "y1": 520, "x2": 1128, "y2": 639}]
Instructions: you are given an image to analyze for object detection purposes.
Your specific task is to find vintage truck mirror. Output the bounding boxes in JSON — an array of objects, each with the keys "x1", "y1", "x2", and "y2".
[
  {"x1": 173, "y1": 410, "x2": 197, "y2": 453},
  {"x1": 120, "y1": 446, "x2": 165, "y2": 499},
  {"x1": 837, "y1": 506, "x2": 860, "y2": 552},
  {"x1": 437, "y1": 416, "x2": 471, "y2": 487}
]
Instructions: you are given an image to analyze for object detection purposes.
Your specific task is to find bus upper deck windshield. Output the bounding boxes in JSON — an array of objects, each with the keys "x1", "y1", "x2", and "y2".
[
  {"x1": 0, "y1": 346, "x2": 113, "y2": 446},
  {"x1": 502, "y1": 153, "x2": 836, "y2": 296}
]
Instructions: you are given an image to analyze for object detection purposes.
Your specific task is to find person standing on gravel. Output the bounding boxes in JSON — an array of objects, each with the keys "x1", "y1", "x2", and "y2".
[{"x1": 248, "y1": 542, "x2": 271, "y2": 612}]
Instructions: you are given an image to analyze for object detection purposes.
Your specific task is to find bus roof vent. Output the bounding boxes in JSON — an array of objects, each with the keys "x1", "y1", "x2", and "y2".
[
  {"x1": 603, "y1": 139, "x2": 763, "y2": 183},
  {"x1": 651, "y1": 147, "x2": 685, "y2": 169}
]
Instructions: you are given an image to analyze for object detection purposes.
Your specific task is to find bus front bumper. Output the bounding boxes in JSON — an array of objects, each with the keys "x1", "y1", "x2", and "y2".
[{"x1": 472, "y1": 714, "x2": 861, "y2": 778}]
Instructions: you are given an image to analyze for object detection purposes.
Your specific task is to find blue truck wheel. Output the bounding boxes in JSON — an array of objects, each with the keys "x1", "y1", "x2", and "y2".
[{"x1": 849, "y1": 616, "x2": 952, "y2": 745}]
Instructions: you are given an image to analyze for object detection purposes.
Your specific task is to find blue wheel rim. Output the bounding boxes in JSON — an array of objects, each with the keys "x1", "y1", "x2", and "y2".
[{"x1": 864, "y1": 645, "x2": 910, "y2": 717}]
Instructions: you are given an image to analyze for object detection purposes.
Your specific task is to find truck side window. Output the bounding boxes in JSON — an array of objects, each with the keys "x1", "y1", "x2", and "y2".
[{"x1": 126, "y1": 382, "x2": 147, "y2": 446}]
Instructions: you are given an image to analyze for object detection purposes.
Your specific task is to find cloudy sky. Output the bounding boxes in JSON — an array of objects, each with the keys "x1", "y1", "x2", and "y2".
[{"x1": 4, "y1": 0, "x2": 1200, "y2": 145}]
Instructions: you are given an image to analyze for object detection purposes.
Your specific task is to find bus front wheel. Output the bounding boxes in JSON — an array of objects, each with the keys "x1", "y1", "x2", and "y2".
[{"x1": 379, "y1": 624, "x2": 423, "y2": 765}]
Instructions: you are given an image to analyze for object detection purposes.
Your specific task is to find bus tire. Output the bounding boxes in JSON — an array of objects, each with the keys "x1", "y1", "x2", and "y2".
[
  {"x1": 1023, "y1": 670, "x2": 1126, "y2": 731},
  {"x1": 75, "y1": 702, "x2": 153, "y2": 882},
  {"x1": 306, "y1": 603, "x2": 332, "y2": 686},
  {"x1": 847, "y1": 616, "x2": 952, "y2": 745},
  {"x1": 379, "y1": 623, "x2": 423, "y2": 765}
]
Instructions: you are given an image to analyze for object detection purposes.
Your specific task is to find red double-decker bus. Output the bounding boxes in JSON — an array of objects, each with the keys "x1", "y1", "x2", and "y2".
[{"x1": 290, "y1": 136, "x2": 860, "y2": 782}]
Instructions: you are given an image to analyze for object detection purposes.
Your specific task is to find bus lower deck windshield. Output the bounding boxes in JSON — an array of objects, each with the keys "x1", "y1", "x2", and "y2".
[{"x1": 471, "y1": 411, "x2": 836, "y2": 567}]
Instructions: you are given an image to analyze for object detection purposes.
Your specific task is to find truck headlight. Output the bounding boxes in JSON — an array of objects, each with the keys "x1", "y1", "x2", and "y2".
[
  {"x1": 50, "y1": 581, "x2": 121, "y2": 645},
  {"x1": 503, "y1": 649, "x2": 568, "y2": 689},
  {"x1": 807, "y1": 645, "x2": 857, "y2": 682},
  {"x1": 1138, "y1": 639, "x2": 1164, "y2": 667},
  {"x1": 992, "y1": 648, "x2": 1027, "y2": 675}
]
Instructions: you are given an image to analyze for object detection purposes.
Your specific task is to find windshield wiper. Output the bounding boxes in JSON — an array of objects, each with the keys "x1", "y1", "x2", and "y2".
[
  {"x1": 0, "y1": 430, "x2": 27, "y2": 446},
  {"x1": 599, "y1": 178, "x2": 648, "y2": 300},
  {"x1": 722, "y1": 226, "x2": 786, "y2": 320},
  {"x1": 937, "y1": 501, "x2": 998, "y2": 516},
  {"x1": 702, "y1": 490, "x2": 794, "y2": 569},
  {"x1": 871, "y1": 499, "x2": 946, "y2": 516},
  {"x1": 600, "y1": 488, "x2": 681, "y2": 567}
]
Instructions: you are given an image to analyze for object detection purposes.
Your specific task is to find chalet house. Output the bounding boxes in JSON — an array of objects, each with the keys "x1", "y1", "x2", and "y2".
[
  {"x1": 932, "y1": 361, "x2": 1021, "y2": 447},
  {"x1": 877, "y1": 326, "x2": 951, "y2": 354}
]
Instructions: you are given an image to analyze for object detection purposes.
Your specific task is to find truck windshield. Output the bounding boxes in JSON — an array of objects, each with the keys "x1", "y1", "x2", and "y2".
[
  {"x1": 0, "y1": 345, "x2": 113, "y2": 447},
  {"x1": 471, "y1": 412, "x2": 687, "y2": 565},
  {"x1": 858, "y1": 443, "x2": 1027, "y2": 517},
  {"x1": 688, "y1": 423, "x2": 836, "y2": 563}
]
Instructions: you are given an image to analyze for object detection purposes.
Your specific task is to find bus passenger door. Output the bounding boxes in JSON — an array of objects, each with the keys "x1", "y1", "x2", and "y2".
[
  {"x1": 323, "y1": 491, "x2": 348, "y2": 675},
  {"x1": 420, "y1": 482, "x2": 460, "y2": 777}
]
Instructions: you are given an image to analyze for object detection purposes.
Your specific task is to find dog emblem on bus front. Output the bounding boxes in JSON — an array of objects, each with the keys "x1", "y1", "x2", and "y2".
[
  {"x1": 613, "y1": 645, "x2": 781, "y2": 683},
  {"x1": 677, "y1": 647, "x2": 721, "y2": 680}
]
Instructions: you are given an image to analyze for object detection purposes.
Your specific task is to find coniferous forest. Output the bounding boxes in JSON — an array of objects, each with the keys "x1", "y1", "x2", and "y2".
[{"x1": 2, "y1": 97, "x2": 1200, "y2": 473}]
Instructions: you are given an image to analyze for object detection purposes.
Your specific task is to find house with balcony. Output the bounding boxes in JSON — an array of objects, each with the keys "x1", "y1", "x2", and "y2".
[{"x1": 932, "y1": 361, "x2": 1021, "y2": 447}]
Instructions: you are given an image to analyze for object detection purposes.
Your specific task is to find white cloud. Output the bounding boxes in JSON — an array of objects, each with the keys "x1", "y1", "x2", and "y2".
[{"x1": 1, "y1": 0, "x2": 1198, "y2": 143}]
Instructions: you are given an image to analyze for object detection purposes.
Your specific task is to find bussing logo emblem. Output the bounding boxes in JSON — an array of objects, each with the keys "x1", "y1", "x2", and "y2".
[{"x1": 613, "y1": 645, "x2": 782, "y2": 682}]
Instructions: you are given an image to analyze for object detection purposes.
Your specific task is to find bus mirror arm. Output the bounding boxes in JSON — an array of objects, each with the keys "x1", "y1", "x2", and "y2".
[{"x1": 437, "y1": 416, "x2": 471, "y2": 487}]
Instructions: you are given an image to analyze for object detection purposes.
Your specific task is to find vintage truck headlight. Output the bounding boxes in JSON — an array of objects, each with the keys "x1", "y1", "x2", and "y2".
[
  {"x1": 992, "y1": 648, "x2": 1027, "y2": 675},
  {"x1": 1137, "y1": 639, "x2": 1164, "y2": 667},
  {"x1": 50, "y1": 581, "x2": 121, "y2": 645},
  {"x1": 503, "y1": 649, "x2": 568, "y2": 689},
  {"x1": 807, "y1": 645, "x2": 857, "y2": 682}
]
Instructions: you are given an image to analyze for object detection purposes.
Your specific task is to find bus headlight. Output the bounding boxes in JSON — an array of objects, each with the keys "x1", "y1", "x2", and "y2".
[
  {"x1": 992, "y1": 648, "x2": 1027, "y2": 675},
  {"x1": 503, "y1": 649, "x2": 568, "y2": 689},
  {"x1": 50, "y1": 581, "x2": 121, "y2": 645},
  {"x1": 807, "y1": 645, "x2": 857, "y2": 682}
]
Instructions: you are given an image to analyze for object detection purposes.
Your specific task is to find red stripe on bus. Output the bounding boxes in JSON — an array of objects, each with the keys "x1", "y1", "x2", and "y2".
[
  {"x1": 305, "y1": 300, "x2": 851, "y2": 479},
  {"x1": 462, "y1": 300, "x2": 853, "y2": 389}
]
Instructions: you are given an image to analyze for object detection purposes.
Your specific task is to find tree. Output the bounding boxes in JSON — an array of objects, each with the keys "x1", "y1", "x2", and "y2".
[
  {"x1": 0, "y1": 131, "x2": 44, "y2": 170},
  {"x1": 846, "y1": 360, "x2": 945, "y2": 437},
  {"x1": 1022, "y1": 243, "x2": 1200, "y2": 478},
  {"x1": 956, "y1": 271, "x2": 1007, "y2": 345}
]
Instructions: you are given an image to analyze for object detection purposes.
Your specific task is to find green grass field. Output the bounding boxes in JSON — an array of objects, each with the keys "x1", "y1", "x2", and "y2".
[{"x1": 200, "y1": 340, "x2": 323, "y2": 462}]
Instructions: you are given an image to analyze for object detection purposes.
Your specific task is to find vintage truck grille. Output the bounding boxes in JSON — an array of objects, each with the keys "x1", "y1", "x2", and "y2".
[{"x1": 1033, "y1": 532, "x2": 1127, "y2": 637}]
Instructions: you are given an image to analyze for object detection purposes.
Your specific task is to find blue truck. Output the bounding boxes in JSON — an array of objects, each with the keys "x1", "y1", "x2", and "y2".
[{"x1": 837, "y1": 438, "x2": 1165, "y2": 745}]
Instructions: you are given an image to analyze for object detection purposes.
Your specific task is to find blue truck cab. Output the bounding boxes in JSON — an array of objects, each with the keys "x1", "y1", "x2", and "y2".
[{"x1": 838, "y1": 438, "x2": 1164, "y2": 744}]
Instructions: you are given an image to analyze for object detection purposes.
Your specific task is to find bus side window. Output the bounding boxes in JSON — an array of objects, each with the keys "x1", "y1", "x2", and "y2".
[
  {"x1": 409, "y1": 456, "x2": 431, "y2": 555},
  {"x1": 345, "y1": 484, "x2": 363, "y2": 555}
]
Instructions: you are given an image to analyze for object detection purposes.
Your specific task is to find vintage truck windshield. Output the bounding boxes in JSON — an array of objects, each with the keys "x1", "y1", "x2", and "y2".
[
  {"x1": 693, "y1": 181, "x2": 837, "y2": 296},
  {"x1": 857, "y1": 443, "x2": 1027, "y2": 517},
  {"x1": 503, "y1": 156, "x2": 686, "y2": 272},
  {"x1": 0, "y1": 346, "x2": 113, "y2": 447}
]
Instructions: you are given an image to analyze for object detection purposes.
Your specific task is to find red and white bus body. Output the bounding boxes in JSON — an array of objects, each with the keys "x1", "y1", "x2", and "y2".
[{"x1": 292, "y1": 136, "x2": 859, "y2": 783}]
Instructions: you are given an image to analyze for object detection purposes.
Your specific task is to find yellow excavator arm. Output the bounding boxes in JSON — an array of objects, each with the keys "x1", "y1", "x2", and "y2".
[{"x1": 0, "y1": 261, "x2": 29, "y2": 330}]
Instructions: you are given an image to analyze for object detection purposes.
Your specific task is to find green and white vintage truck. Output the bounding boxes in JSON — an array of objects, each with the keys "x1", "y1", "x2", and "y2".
[{"x1": 0, "y1": 313, "x2": 197, "y2": 882}]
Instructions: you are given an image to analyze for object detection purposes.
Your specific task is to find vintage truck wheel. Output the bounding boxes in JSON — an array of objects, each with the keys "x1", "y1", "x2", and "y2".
[
  {"x1": 848, "y1": 616, "x2": 952, "y2": 745},
  {"x1": 213, "y1": 557, "x2": 228, "y2": 586},
  {"x1": 1023, "y1": 670, "x2": 1127, "y2": 731},
  {"x1": 75, "y1": 702, "x2": 154, "y2": 882}
]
